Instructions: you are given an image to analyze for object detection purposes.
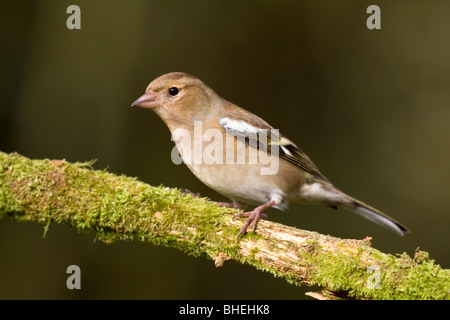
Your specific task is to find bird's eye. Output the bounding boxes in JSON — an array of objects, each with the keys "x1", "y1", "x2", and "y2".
[{"x1": 168, "y1": 87, "x2": 179, "y2": 96}]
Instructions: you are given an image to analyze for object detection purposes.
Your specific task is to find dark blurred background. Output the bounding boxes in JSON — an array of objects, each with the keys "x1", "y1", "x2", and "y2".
[{"x1": 1, "y1": 0, "x2": 449, "y2": 299}]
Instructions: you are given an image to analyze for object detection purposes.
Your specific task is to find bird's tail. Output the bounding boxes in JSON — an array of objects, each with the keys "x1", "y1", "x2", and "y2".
[{"x1": 338, "y1": 193, "x2": 410, "y2": 236}]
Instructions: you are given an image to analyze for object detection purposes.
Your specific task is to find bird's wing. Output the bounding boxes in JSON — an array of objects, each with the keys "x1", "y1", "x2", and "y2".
[{"x1": 219, "y1": 116, "x2": 329, "y2": 181}]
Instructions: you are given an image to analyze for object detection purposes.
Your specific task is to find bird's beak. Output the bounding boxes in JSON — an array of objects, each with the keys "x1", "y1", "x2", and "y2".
[{"x1": 131, "y1": 91, "x2": 160, "y2": 109}]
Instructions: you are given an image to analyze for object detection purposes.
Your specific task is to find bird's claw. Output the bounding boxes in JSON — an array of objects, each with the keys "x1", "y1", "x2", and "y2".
[{"x1": 234, "y1": 210, "x2": 268, "y2": 239}]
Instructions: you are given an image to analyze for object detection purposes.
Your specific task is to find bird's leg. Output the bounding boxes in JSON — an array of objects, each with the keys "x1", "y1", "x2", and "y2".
[{"x1": 233, "y1": 200, "x2": 276, "y2": 239}]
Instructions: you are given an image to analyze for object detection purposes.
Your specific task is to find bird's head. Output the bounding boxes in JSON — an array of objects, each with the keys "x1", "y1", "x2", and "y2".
[{"x1": 132, "y1": 72, "x2": 220, "y2": 126}]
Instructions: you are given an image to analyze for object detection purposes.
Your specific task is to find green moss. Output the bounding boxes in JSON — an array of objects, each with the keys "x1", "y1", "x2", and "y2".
[
  {"x1": 0, "y1": 152, "x2": 242, "y2": 257},
  {"x1": 296, "y1": 245, "x2": 449, "y2": 300},
  {"x1": 1, "y1": 151, "x2": 449, "y2": 300}
]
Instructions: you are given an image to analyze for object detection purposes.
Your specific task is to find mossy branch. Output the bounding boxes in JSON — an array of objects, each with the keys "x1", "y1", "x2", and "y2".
[{"x1": 0, "y1": 151, "x2": 448, "y2": 300}]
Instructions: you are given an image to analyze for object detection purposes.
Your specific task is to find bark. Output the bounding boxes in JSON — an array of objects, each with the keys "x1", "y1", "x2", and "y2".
[{"x1": 0, "y1": 151, "x2": 448, "y2": 300}]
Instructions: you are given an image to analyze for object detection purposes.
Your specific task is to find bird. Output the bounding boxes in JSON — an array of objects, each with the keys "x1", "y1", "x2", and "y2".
[{"x1": 132, "y1": 72, "x2": 410, "y2": 238}]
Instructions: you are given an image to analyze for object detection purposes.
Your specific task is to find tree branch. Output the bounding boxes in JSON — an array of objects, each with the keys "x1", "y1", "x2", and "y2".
[{"x1": 0, "y1": 151, "x2": 448, "y2": 299}]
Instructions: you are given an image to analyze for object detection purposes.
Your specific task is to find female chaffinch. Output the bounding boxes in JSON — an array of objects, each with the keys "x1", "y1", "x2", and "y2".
[{"x1": 132, "y1": 72, "x2": 410, "y2": 238}]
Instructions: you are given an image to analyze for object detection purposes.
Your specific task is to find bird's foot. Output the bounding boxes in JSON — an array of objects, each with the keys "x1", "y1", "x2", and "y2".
[
  {"x1": 234, "y1": 210, "x2": 268, "y2": 239},
  {"x1": 216, "y1": 202, "x2": 239, "y2": 208},
  {"x1": 216, "y1": 201, "x2": 247, "y2": 209},
  {"x1": 233, "y1": 201, "x2": 278, "y2": 239},
  {"x1": 181, "y1": 189, "x2": 202, "y2": 198}
]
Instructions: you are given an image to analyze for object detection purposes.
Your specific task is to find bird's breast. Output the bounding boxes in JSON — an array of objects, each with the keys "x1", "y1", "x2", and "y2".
[{"x1": 171, "y1": 130, "x2": 304, "y2": 208}]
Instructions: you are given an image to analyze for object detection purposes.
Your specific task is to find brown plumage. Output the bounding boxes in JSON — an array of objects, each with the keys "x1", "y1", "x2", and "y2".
[{"x1": 132, "y1": 72, "x2": 410, "y2": 238}]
